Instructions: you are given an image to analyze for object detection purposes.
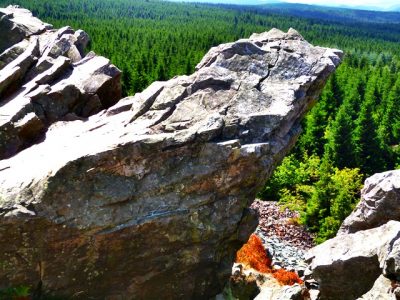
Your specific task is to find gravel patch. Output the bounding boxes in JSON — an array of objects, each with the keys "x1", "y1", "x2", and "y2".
[{"x1": 251, "y1": 199, "x2": 316, "y2": 276}]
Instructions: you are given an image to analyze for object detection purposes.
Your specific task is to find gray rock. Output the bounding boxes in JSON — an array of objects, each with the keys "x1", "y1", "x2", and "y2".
[
  {"x1": 254, "y1": 284, "x2": 303, "y2": 300},
  {"x1": 383, "y1": 232, "x2": 400, "y2": 281},
  {"x1": 257, "y1": 233, "x2": 307, "y2": 274},
  {"x1": 339, "y1": 170, "x2": 400, "y2": 234},
  {"x1": 307, "y1": 221, "x2": 400, "y2": 300},
  {"x1": 0, "y1": 6, "x2": 121, "y2": 159},
  {"x1": 309, "y1": 289, "x2": 320, "y2": 300},
  {"x1": 275, "y1": 284, "x2": 304, "y2": 300},
  {"x1": 358, "y1": 275, "x2": 395, "y2": 300},
  {"x1": 0, "y1": 8, "x2": 341, "y2": 299},
  {"x1": 0, "y1": 39, "x2": 30, "y2": 70},
  {"x1": 0, "y1": 36, "x2": 39, "y2": 97},
  {"x1": 0, "y1": 5, "x2": 52, "y2": 53}
]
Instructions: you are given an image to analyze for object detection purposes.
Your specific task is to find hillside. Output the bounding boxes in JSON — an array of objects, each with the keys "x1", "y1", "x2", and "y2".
[{"x1": 256, "y1": 3, "x2": 400, "y2": 23}]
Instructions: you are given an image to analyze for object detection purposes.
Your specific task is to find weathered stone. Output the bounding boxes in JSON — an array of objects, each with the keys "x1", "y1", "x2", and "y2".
[
  {"x1": 0, "y1": 6, "x2": 121, "y2": 159},
  {"x1": 0, "y1": 39, "x2": 30, "y2": 70},
  {"x1": 0, "y1": 37, "x2": 39, "y2": 97},
  {"x1": 254, "y1": 284, "x2": 304, "y2": 300},
  {"x1": 339, "y1": 170, "x2": 400, "y2": 235},
  {"x1": 0, "y1": 5, "x2": 52, "y2": 53},
  {"x1": 74, "y1": 29, "x2": 90, "y2": 55},
  {"x1": 382, "y1": 233, "x2": 400, "y2": 281},
  {"x1": 308, "y1": 170, "x2": 400, "y2": 300},
  {"x1": 309, "y1": 289, "x2": 320, "y2": 300},
  {"x1": 358, "y1": 275, "x2": 395, "y2": 300},
  {"x1": 0, "y1": 8, "x2": 341, "y2": 299},
  {"x1": 307, "y1": 221, "x2": 400, "y2": 300},
  {"x1": 227, "y1": 269, "x2": 260, "y2": 300}
]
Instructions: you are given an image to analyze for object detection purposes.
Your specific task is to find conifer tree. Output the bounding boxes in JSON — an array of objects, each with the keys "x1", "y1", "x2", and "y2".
[
  {"x1": 353, "y1": 82, "x2": 387, "y2": 175},
  {"x1": 325, "y1": 101, "x2": 356, "y2": 169}
]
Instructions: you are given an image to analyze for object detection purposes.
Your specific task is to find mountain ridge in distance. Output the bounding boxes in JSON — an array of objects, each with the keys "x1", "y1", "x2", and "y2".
[
  {"x1": 167, "y1": 0, "x2": 400, "y2": 12},
  {"x1": 260, "y1": 3, "x2": 400, "y2": 24},
  {"x1": 167, "y1": 1, "x2": 400, "y2": 23},
  {"x1": 167, "y1": 0, "x2": 281, "y2": 5}
]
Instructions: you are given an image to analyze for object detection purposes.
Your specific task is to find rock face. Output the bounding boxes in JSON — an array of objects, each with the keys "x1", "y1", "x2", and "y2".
[
  {"x1": 359, "y1": 275, "x2": 398, "y2": 300},
  {"x1": 0, "y1": 5, "x2": 121, "y2": 159},
  {"x1": 339, "y1": 170, "x2": 400, "y2": 235},
  {"x1": 307, "y1": 171, "x2": 400, "y2": 300},
  {"x1": 0, "y1": 6, "x2": 52, "y2": 53},
  {"x1": 307, "y1": 221, "x2": 400, "y2": 300},
  {"x1": 0, "y1": 8, "x2": 342, "y2": 299}
]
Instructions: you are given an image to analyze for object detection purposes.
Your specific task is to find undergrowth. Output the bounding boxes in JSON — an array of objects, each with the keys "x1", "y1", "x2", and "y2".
[{"x1": 0, "y1": 286, "x2": 30, "y2": 300}]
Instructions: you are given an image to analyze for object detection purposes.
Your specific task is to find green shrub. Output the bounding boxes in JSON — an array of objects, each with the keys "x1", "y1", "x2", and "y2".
[{"x1": 260, "y1": 155, "x2": 363, "y2": 243}]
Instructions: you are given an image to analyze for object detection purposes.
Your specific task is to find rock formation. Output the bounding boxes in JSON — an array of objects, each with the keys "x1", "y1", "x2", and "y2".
[
  {"x1": 307, "y1": 170, "x2": 400, "y2": 300},
  {"x1": 339, "y1": 170, "x2": 400, "y2": 235},
  {"x1": 0, "y1": 5, "x2": 121, "y2": 159},
  {"x1": 0, "y1": 6, "x2": 342, "y2": 299}
]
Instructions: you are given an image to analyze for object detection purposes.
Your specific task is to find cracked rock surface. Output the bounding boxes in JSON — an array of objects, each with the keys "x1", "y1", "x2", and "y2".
[
  {"x1": 0, "y1": 8, "x2": 341, "y2": 299},
  {"x1": 0, "y1": 5, "x2": 121, "y2": 159}
]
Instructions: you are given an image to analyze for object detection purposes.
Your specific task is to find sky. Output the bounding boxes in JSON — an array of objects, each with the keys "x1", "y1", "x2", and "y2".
[{"x1": 282, "y1": 0, "x2": 399, "y2": 10}]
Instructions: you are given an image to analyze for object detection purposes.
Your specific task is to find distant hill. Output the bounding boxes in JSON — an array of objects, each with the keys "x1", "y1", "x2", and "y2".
[
  {"x1": 252, "y1": 3, "x2": 400, "y2": 24},
  {"x1": 168, "y1": 0, "x2": 400, "y2": 13},
  {"x1": 168, "y1": 1, "x2": 400, "y2": 22},
  {"x1": 168, "y1": 0, "x2": 281, "y2": 5},
  {"x1": 391, "y1": 5, "x2": 400, "y2": 11}
]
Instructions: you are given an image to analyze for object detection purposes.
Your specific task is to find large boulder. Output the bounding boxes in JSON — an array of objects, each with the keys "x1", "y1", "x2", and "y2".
[
  {"x1": 307, "y1": 221, "x2": 400, "y2": 300},
  {"x1": 307, "y1": 171, "x2": 400, "y2": 300},
  {"x1": 0, "y1": 8, "x2": 342, "y2": 299},
  {"x1": 0, "y1": 5, "x2": 121, "y2": 159},
  {"x1": 359, "y1": 275, "x2": 397, "y2": 300},
  {"x1": 339, "y1": 170, "x2": 400, "y2": 235}
]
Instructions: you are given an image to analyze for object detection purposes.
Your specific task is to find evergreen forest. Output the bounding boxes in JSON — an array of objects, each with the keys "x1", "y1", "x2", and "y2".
[{"x1": 1, "y1": 0, "x2": 399, "y2": 242}]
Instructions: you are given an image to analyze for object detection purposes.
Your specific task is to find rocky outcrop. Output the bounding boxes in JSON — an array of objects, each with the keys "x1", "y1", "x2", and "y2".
[
  {"x1": 307, "y1": 221, "x2": 400, "y2": 300},
  {"x1": 307, "y1": 171, "x2": 400, "y2": 300},
  {"x1": 339, "y1": 170, "x2": 400, "y2": 235},
  {"x1": 0, "y1": 5, "x2": 121, "y2": 159},
  {"x1": 0, "y1": 6, "x2": 52, "y2": 53},
  {"x1": 0, "y1": 8, "x2": 342, "y2": 299},
  {"x1": 359, "y1": 275, "x2": 399, "y2": 300}
]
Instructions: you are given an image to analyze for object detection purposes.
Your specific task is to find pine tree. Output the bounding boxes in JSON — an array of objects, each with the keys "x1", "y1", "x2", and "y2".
[
  {"x1": 303, "y1": 157, "x2": 333, "y2": 233},
  {"x1": 325, "y1": 101, "x2": 356, "y2": 169},
  {"x1": 296, "y1": 102, "x2": 327, "y2": 157},
  {"x1": 353, "y1": 83, "x2": 387, "y2": 175}
]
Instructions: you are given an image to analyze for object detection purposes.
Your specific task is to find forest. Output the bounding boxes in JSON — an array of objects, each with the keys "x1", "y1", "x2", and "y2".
[{"x1": 0, "y1": 0, "x2": 399, "y2": 242}]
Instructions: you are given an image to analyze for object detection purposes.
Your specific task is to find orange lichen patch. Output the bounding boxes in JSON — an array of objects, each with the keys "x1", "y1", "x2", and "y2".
[
  {"x1": 272, "y1": 269, "x2": 303, "y2": 286},
  {"x1": 236, "y1": 234, "x2": 272, "y2": 273},
  {"x1": 236, "y1": 234, "x2": 303, "y2": 286}
]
